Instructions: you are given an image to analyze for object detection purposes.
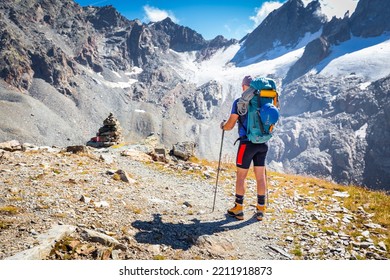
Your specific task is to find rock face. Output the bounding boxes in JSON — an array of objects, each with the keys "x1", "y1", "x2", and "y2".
[
  {"x1": 350, "y1": 0, "x2": 390, "y2": 37},
  {"x1": 0, "y1": 0, "x2": 83, "y2": 93},
  {"x1": 151, "y1": 17, "x2": 206, "y2": 52},
  {"x1": 182, "y1": 80, "x2": 223, "y2": 120},
  {"x1": 231, "y1": 0, "x2": 326, "y2": 65},
  {"x1": 150, "y1": 18, "x2": 237, "y2": 58},
  {"x1": 272, "y1": 74, "x2": 387, "y2": 187},
  {"x1": 363, "y1": 76, "x2": 390, "y2": 189}
]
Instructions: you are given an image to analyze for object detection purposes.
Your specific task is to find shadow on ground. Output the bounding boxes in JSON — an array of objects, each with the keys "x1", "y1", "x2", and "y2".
[{"x1": 131, "y1": 213, "x2": 258, "y2": 250}]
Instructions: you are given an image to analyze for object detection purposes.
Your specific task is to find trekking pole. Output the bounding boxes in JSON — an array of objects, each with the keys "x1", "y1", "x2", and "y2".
[
  {"x1": 265, "y1": 167, "x2": 269, "y2": 207},
  {"x1": 212, "y1": 128, "x2": 225, "y2": 212}
]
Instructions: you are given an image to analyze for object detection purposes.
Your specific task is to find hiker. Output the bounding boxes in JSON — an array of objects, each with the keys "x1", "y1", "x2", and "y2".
[{"x1": 220, "y1": 75, "x2": 268, "y2": 221}]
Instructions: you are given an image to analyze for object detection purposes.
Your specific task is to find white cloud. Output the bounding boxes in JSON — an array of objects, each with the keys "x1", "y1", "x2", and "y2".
[
  {"x1": 143, "y1": 5, "x2": 178, "y2": 23},
  {"x1": 249, "y1": 1, "x2": 284, "y2": 29},
  {"x1": 302, "y1": 0, "x2": 358, "y2": 19}
]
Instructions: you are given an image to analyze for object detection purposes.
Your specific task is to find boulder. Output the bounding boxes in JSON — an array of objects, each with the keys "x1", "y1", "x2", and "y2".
[
  {"x1": 66, "y1": 145, "x2": 89, "y2": 154},
  {"x1": 172, "y1": 141, "x2": 196, "y2": 161},
  {"x1": 0, "y1": 140, "x2": 22, "y2": 152}
]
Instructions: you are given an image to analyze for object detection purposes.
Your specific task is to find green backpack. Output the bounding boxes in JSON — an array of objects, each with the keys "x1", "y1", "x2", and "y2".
[{"x1": 246, "y1": 77, "x2": 280, "y2": 144}]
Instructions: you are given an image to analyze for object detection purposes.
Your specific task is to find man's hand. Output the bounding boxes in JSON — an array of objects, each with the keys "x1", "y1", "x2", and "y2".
[{"x1": 220, "y1": 120, "x2": 226, "y2": 130}]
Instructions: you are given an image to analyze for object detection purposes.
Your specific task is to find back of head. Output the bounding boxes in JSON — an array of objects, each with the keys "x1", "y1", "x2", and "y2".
[{"x1": 242, "y1": 75, "x2": 252, "y2": 87}]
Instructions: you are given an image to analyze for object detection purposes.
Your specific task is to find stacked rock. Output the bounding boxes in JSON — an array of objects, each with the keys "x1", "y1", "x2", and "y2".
[{"x1": 87, "y1": 113, "x2": 123, "y2": 148}]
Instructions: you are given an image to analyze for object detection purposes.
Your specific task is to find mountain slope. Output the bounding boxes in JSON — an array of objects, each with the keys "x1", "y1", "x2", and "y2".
[
  {"x1": 0, "y1": 0, "x2": 230, "y2": 151},
  {"x1": 0, "y1": 0, "x2": 389, "y2": 190}
]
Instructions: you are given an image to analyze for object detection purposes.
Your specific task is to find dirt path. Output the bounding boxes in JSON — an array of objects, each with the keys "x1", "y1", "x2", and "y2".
[{"x1": 115, "y1": 154, "x2": 279, "y2": 260}]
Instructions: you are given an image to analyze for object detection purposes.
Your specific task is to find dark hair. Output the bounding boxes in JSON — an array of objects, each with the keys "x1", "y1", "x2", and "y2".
[{"x1": 242, "y1": 75, "x2": 252, "y2": 86}]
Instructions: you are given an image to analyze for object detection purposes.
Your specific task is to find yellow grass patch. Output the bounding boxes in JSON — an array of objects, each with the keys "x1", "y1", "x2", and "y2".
[{"x1": 0, "y1": 205, "x2": 20, "y2": 215}]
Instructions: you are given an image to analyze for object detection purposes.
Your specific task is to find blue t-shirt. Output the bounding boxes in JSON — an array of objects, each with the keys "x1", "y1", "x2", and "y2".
[{"x1": 231, "y1": 98, "x2": 248, "y2": 139}]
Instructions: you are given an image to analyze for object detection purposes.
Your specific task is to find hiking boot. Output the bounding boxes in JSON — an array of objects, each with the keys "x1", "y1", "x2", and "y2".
[
  {"x1": 256, "y1": 204, "x2": 266, "y2": 221},
  {"x1": 227, "y1": 202, "x2": 244, "y2": 220}
]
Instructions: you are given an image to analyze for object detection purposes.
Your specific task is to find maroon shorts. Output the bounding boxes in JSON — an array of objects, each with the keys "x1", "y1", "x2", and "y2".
[{"x1": 236, "y1": 141, "x2": 268, "y2": 169}]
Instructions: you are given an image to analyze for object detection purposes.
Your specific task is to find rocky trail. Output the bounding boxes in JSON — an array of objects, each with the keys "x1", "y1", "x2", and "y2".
[{"x1": 0, "y1": 139, "x2": 388, "y2": 260}]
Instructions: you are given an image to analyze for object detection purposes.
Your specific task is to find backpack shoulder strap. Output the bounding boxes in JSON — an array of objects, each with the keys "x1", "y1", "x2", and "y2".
[{"x1": 237, "y1": 87, "x2": 256, "y2": 116}]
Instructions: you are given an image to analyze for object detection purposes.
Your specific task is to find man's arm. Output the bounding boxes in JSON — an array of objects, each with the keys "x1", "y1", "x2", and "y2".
[{"x1": 222, "y1": 114, "x2": 239, "y2": 130}]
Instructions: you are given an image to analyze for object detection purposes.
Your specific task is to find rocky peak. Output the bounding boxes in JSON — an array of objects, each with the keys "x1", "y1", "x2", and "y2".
[
  {"x1": 206, "y1": 35, "x2": 238, "y2": 50},
  {"x1": 147, "y1": 17, "x2": 237, "y2": 61},
  {"x1": 322, "y1": 15, "x2": 351, "y2": 45},
  {"x1": 196, "y1": 35, "x2": 238, "y2": 62},
  {"x1": 154, "y1": 16, "x2": 176, "y2": 27},
  {"x1": 84, "y1": 5, "x2": 129, "y2": 31},
  {"x1": 350, "y1": 0, "x2": 390, "y2": 37},
  {"x1": 231, "y1": 0, "x2": 326, "y2": 65},
  {"x1": 151, "y1": 17, "x2": 207, "y2": 52}
]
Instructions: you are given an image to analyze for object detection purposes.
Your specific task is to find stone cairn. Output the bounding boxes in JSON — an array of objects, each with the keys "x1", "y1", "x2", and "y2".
[{"x1": 87, "y1": 113, "x2": 123, "y2": 148}]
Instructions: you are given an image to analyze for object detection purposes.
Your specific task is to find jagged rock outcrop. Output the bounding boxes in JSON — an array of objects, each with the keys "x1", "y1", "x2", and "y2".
[
  {"x1": 150, "y1": 17, "x2": 237, "y2": 57},
  {"x1": 350, "y1": 0, "x2": 390, "y2": 37},
  {"x1": 284, "y1": 36, "x2": 330, "y2": 84},
  {"x1": 151, "y1": 17, "x2": 206, "y2": 52},
  {"x1": 196, "y1": 35, "x2": 238, "y2": 62},
  {"x1": 231, "y1": 0, "x2": 326, "y2": 65},
  {"x1": 84, "y1": 5, "x2": 128, "y2": 30},
  {"x1": 182, "y1": 80, "x2": 223, "y2": 120},
  {"x1": 323, "y1": 15, "x2": 351, "y2": 45},
  {"x1": 0, "y1": 27, "x2": 33, "y2": 90},
  {"x1": 0, "y1": 0, "x2": 86, "y2": 93}
]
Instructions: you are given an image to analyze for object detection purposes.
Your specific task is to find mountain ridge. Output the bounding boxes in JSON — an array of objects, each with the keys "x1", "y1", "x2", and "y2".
[
  {"x1": 231, "y1": 0, "x2": 326, "y2": 66},
  {"x1": 0, "y1": 0, "x2": 389, "y2": 190}
]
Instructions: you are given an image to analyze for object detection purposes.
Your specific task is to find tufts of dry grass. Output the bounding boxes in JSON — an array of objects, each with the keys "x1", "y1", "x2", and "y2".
[
  {"x1": 0, "y1": 205, "x2": 20, "y2": 215},
  {"x1": 0, "y1": 220, "x2": 12, "y2": 230}
]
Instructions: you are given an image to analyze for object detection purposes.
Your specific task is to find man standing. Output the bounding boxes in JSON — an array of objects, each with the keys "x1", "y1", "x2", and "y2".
[{"x1": 220, "y1": 75, "x2": 268, "y2": 221}]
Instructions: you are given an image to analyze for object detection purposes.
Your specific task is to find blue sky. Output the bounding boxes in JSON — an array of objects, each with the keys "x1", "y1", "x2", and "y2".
[
  {"x1": 74, "y1": 0, "x2": 285, "y2": 40},
  {"x1": 74, "y1": 0, "x2": 358, "y2": 40}
]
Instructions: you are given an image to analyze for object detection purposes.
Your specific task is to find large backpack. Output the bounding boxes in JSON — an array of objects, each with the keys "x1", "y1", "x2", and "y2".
[{"x1": 238, "y1": 77, "x2": 280, "y2": 144}]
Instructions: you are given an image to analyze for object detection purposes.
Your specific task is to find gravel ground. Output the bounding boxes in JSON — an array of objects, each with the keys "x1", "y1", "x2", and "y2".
[{"x1": 0, "y1": 143, "x2": 388, "y2": 260}]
